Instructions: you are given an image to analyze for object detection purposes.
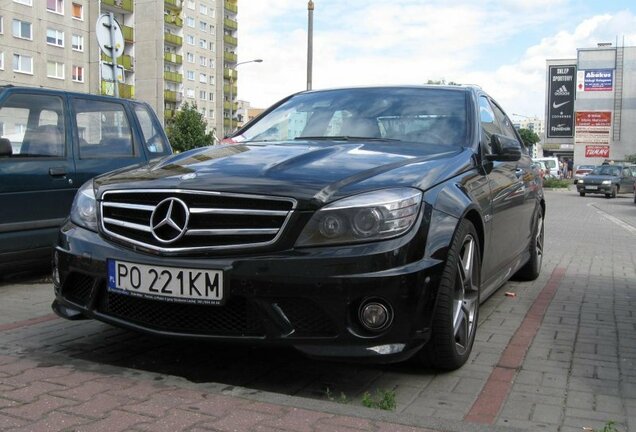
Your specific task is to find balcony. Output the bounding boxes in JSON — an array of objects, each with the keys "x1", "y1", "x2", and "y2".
[
  {"x1": 122, "y1": 25, "x2": 133, "y2": 43},
  {"x1": 165, "y1": 109, "x2": 175, "y2": 120},
  {"x1": 223, "y1": 101, "x2": 238, "y2": 110},
  {"x1": 224, "y1": 1, "x2": 237, "y2": 14},
  {"x1": 164, "y1": 33, "x2": 183, "y2": 46},
  {"x1": 224, "y1": 18, "x2": 238, "y2": 31},
  {"x1": 101, "y1": 81, "x2": 135, "y2": 99},
  {"x1": 223, "y1": 69, "x2": 237, "y2": 80},
  {"x1": 164, "y1": 13, "x2": 183, "y2": 27},
  {"x1": 101, "y1": 53, "x2": 134, "y2": 70},
  {"x1": 101, "y1": 0, "x2": 133, "y2": 13},
  {"x1": 165, "y1": 0, "x2": 182, "y2": 10},
  {"x1": 164, "y1": 90, "x2": 182, "y2": 103},
  {"x1": 224, "y1": 34, "x2": 237, "y2": 46},
  {"x1": 224, "y1": 52, "x2": 237, "y2": 62},
  {"x1": 164, "y1": 71, "x2": 183, "y2": 83},
  {"x1": 163, "y1": 52, "x2": 182, "y2": 65},
  {"x1": 223, "y1": 84, "x2": 237, "y2": 95}
]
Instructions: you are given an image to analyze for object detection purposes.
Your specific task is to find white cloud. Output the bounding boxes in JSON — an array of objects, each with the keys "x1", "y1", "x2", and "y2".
[{"x1": 237, "y1": 2, "x2": 636, "y2": 120}]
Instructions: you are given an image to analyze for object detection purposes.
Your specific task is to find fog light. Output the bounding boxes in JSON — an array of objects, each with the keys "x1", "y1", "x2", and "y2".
[{"x1": 359, "y1": 301, "x2": 392, "y2": 331}]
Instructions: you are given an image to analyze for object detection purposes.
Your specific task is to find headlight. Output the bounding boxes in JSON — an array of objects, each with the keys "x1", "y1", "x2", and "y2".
[
  {"x1": 601, "y1": 180, "x2": 611, "y2": 185},
  {"x1": 70, "y1": 180, "x2": 98, "y2": 231},
  {"x1": 577, "y1": 179, "x2": 584, "y2": 184},
  {"x1": 296, "y1": 188, "x2": 422, "y2": 247}
]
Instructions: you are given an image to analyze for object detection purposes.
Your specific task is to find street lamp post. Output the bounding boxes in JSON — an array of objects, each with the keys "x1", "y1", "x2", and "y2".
[
  {"x1": 307, "y1": 1, "x2": 314, "y2": 90},
  {"x1": 228, "y1": 59, "x2": 263, "y2": 135}
]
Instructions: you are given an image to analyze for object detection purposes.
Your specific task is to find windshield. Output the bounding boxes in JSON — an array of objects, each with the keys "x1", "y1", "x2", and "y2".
[
  {"x1": 591, "y1": 165, "x2": 621, "y2": 176},
  {"x1": 239, "y1": 88, "x2": 469, "y2": 146}
]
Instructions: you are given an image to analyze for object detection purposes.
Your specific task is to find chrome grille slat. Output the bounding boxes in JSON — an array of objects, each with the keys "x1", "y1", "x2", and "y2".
[
  {"x1": 99, "y1": 189, "x2": 296, "y2": 254},
  {"x1": 186, "y1": 228, "x2": 280, "y2": 236}
]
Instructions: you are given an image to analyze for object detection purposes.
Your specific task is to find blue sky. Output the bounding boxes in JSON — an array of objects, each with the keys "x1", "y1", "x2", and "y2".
[{"x1": 237, "y1": 1, "x2": 635, "y2": 118}]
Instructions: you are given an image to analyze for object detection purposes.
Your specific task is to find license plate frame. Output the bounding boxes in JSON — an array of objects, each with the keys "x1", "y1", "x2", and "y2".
[
  {"x1": 585, "y1": 186, "x2": 598, "y2": 190},
  {"x1": 107, "y1": 260, "x2": 224, "y2": 305}
]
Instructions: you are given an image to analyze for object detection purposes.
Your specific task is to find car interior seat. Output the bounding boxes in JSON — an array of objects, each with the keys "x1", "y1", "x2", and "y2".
[
  {"x1": 0, "y1": 138, "x2": 12, "y2": 156},
  {"x1": 340, "y1": 117, "x2": 381, "y2": 138}
]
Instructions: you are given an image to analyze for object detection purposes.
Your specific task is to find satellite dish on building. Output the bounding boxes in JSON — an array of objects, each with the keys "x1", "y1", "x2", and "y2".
[{"x1": 96, "y1": 13, "x2": 124, "y2": 58}]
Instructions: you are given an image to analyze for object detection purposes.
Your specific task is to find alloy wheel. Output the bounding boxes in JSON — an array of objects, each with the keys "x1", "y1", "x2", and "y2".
[{"x1": 452, "y1": 234, "x2": 479, "y2": 355}]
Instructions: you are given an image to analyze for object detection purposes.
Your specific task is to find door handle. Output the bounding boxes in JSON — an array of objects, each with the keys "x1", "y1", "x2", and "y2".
[
  {"x1": 49, "y1": 167, "x2": 67, "y2": 177},
  {"x1": 515, "y1": 168, "x2": 524, "y2": 178}
]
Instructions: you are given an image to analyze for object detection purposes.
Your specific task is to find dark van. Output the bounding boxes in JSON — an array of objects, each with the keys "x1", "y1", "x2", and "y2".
[{"x1": 0, "y1": 86, "x2": 172, "y2": 273}]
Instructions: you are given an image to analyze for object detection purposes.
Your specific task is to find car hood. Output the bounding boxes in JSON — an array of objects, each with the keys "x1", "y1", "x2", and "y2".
[
  {"x1": 582, "y1": 174, "x2": 620, "y2": 183},
  {"x1": 95, "y1": 141, "x2": 472, "y2": 208}
]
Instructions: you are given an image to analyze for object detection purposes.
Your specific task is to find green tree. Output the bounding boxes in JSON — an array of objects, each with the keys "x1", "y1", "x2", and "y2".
[
  {"x1": 518, "y1": 128, "x2": 540, "y2": 150},
  {"x1": 166, "y1": 102, "x2": 215, "y2": 152}
]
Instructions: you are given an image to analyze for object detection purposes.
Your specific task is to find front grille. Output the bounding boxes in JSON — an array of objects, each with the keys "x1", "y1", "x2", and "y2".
[
  {"x1": 276, "y1": 298, "x2": 338, "y2": 337},
  {"x1": 100, "y1": 189, "x2": 296, "y2": 253},
  {"x1": 98, "y1": 289, "x2": 265, "y2": 336},
  {"x1": 62, "y1": 273, "x2": 95, "y2": 307}
]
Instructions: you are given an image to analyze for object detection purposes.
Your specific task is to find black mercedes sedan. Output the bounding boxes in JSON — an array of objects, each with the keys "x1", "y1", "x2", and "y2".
[{"x1": 53, "y1": 86, "x2": 545, "y2": 371}]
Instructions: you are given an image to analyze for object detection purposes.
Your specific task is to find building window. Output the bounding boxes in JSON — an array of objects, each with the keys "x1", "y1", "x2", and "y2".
[
  {"x1": 72, "y1": 65, "x2": 84, "y2": 82},
  {"x1": 199, "y1": 21, "x2": 207, "y2": 31},
  {"x1": 199, "y1": 73, "x2": 207, "y2": 83},
  {"x1": 186, "y1": 70, "x2": 194, "y2": 81},
  {"x1": 72, "y1": 3, "x2": 83, "y2": 20},
  {"x1": 13, "y1": 0, "x2": 32, "y2": 5},
  {"x1": 47, "y1": 0, "x2": 64, "y2": 14},
  {"x1": 199, "y1": 4, "x2": 207, "y2": 14},
  {"x1": 198, "y1": 38, "x2": 206, "y2": 48},
  {"x1": 209, "y1": 24, "x2": 215, "y2": 34},
  {"x1": 72, "y1": 34, "x2": 84, "y2": 51},
  {"x1": 199, "y1": 90, "x2": 206, "y2": 100},
  {"x1": 46, "y1": 29, "x2": 64, "y2": 47},
  {"x1": 0, "y1": 52, "x2": 4, "y2": 70},
  {"x1": 12, "y1": 19, "x2": 32, "y2": 40},
  {"x1": 13, "y1": 53, "x2": 33, "y2": 74},
  {"x1": 186, "y1": 88, "x2": 194, "y2": 98},
  {"x1": 186, "y1": 52, "x2": 194, "y2": 63},
  {"x1": 186, "y1": 35, "x2": 195, "y2": 45},
  {"x1": 209, "y1": 58, "x2": 215, "y2": 69},
  {"x1": 209, "y1": 41, "x2": 215, "y2": 51},
  {"x1": 0, "y1": 16, "x2": 4, "y2": 34},
  {"x1": 47, "y1": 61, "x2": 65, "y2": 79},
  {"x1": 199, "y1": 56, "x2": 206, "y2": 66},
  {"x1": 208, "y1": 92, "x2": 214, "y2": 101},
  {"x1": 186, "y1": 0, "x2": 195, "y2": 9},
  {"x1": 186, "y1": 16, "x2": 195, "y2": 27}
]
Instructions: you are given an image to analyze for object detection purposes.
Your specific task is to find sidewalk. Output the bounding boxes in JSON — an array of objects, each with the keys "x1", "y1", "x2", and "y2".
[{"x1": 1, "y1": 190, "x2": 634, "y2": 432}]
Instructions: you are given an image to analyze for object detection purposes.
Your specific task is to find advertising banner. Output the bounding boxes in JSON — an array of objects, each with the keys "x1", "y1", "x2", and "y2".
[
  {"x1": 547, "y1": 65, "x2": 576, "y2": 138},
  {"x1": 585, "y1": 145, "x2": 610, "y2": 158},
  {"x1": 581, "y1": 69, "x2": 613, "y2": 91}
]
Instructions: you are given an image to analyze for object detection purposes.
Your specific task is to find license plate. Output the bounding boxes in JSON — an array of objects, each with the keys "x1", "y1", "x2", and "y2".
[
  {"x1": 107, "y1": 260, "x2": 224, "y2": 305},
  {"x1": 586, "y1": 186, "x2": 598, "y2": 190}
]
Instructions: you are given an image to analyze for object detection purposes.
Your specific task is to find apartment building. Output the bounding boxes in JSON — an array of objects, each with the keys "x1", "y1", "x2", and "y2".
[{"x1": 0, "y1": 0, "x2": 238, "y2": 135}]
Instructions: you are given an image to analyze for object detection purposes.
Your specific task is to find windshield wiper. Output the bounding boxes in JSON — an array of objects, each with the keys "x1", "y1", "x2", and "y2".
[{"x1": 294, "y1": 136, "x2": 400, "y2": 142}]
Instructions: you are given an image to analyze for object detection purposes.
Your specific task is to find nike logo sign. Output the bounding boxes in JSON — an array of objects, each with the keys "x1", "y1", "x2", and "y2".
[{"x1": 552, "y1": 101, "x2": 570, "y2": 109}]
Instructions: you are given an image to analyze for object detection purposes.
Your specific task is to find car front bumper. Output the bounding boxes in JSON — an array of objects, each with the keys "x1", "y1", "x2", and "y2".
[
  {"x1": 52, "y1": 220, "x2": 446, "y2": 362},
  {"x1": 576, "y1": 184, "x2": 613, "y2": 194}
]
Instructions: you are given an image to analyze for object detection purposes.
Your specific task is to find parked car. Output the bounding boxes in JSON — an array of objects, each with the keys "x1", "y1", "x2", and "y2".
[
  {"x1": 53, "y1": 85, "x2": 545, "y2": 371},
  {"x1": 0, "y1": 86, "x2": 172, "y2": 273},
  {"x1": 573, "y1": 164, "x2": 596, "y2": 182},
  {"x1": 533, "y1": 157, "x2": 559, "y2": 178},
  {"x1": 576, "y1": 164, "x2": 636, "y2": 198}
]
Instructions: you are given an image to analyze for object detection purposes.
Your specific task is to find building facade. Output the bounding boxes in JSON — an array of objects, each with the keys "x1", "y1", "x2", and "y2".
[
  {"x1": 0, "y1": 0, "x2": 238, "y2": 136},
  {"x1": 544, "y1": 44, "x2": 635, "y2": 165}
]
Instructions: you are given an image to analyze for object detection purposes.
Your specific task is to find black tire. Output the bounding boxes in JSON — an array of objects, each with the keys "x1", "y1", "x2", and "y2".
[
  {"x1": 579, "y1": 192, "x2": 585, "y2": 197},
  {"x1": 416, "y1": 219, "x2": 480, "y2": 371},
  {"x1": 606, "y1": 185, "x2": 617, "y2": 199},
  {"x1": 513, "y1": 207, "x2": 544, "y2": 281},
  {"x1": 612, "y1": 185, "x2": 618, "y2": 198},
  {"x1": 633, "y1": 193, "x2": 636, "y2": 204}
]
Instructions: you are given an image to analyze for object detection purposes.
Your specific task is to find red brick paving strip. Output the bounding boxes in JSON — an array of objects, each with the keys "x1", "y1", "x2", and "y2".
[
  {"x1": 464, "y1": 266, "x2": 566, "y2": 424},
  {"x1": 0, "y1": 314, "x2": 58, "y2": 332}
]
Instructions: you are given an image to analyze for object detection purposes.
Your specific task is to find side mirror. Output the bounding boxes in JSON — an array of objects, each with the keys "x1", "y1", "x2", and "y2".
[{"x1": 486, "y1": 134, "x2": 521, "y2": 162}]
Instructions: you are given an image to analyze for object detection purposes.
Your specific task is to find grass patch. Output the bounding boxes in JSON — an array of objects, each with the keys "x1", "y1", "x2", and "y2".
[
  {"x1": 361, "y1": 389, "x2": 396, "y2": 411},
  {"x1": 595, "y1": 421, "x2": 621, "y2": 432},
  {"x1": 325, "y1": 387, "x2": 349, "y2": 404}
]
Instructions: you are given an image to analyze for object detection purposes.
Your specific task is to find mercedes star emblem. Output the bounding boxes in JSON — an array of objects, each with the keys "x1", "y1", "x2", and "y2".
[{"x1": 150, "y1": 197, "x2": 190, "y2": 243}]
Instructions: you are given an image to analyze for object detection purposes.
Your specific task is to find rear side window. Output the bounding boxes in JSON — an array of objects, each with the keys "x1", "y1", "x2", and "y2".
[
  {"x1": 134, "y1": 104, "x2": 170, "y2": 155},
  {"x1": 0, "y1": 93, "x2": 65, "y2": 158},
  {"x1": 74, "y1": 98, "x2": 134, "y2": 159}
]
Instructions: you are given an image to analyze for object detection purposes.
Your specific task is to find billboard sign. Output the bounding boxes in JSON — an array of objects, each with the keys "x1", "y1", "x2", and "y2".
[
  {"x1": 547, "y1": 65, "x2": 576, "y2": 138},
  {"x1": 579, "y1": 69, "x2": 613, "y2": 92},
  {"x1": 585, "y1": 146, "x2": 610, "y2": 158}
]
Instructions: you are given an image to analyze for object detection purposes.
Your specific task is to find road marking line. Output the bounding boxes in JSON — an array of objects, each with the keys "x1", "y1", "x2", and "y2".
[
  {"x1": 589, "y1": 203, "x2": 636, "y2": 236},
  {"x1": 0, "y1": 314, "x2": 58, "y2": 332},
  {"x1": 464, "y1": 267, "x2": 566, "y2": 424}
]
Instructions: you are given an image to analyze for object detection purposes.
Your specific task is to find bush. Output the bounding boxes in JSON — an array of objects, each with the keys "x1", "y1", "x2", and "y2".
[{"x1": 543, "y1": 178, "x2": 571, "y2": 188}]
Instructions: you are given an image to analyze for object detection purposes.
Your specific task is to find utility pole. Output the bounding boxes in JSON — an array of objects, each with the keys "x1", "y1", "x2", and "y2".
[{"x1": 307, "y1": 1, "x2": 314, "y2": 90}]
